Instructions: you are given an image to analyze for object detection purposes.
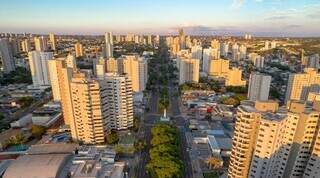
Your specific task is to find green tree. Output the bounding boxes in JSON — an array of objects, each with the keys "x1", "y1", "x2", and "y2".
[
  {"x1": 31, "y1": 125, "x2": 46, "y2": 139},
  {"x1": 131, "y1": 117, "x2": 140, "y2": 132},
  {"x1": 106, "y1": 131, "x2": 119, "y2": 145},
  {"x1": 18, "y1": 97, "x2": 34, "y2": 107}
]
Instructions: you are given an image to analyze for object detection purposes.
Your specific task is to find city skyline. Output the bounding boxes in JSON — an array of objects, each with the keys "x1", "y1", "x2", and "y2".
[{"x1": 1, "y1": 0, "x2": 320, "y2": 37}]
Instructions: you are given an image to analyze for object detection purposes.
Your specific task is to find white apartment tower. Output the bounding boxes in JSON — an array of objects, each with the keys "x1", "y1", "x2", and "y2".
[
  {"x1": 34, "y1": 36, "x2": 48, "y2": 51},
  {"x1": 28, "y1": 51, "x2": 53, "y2": 86},
  {"x1": 285, "y1": 68, "x2": 320, "y2": 102},
  {"x1": 0, "y1": 38, "x2": 15, "y2": 73},
  {"x1": 105, "y1": 32, "x2": 113, "y2": 58},
  {"x1": 104, "y1": 73, "x2": 134, "y2": 130},
  {"x1": 248, "y1": 73, "x2": 271, "y2": 101},
  {"x1": 49, "y1": 33, "x2": 56, "y2": 51},
  {"x1": 120, "y1": 55, "x2": 148, "y2": 92},
  {"x1": 177, "y1": 58, "x2": 199, "y2": 84}
]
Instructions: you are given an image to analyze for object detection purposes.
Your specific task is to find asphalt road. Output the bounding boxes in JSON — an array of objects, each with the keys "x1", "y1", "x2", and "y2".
[{"x1": 135, "y1": 40, "x2": 193, "y2": 178}]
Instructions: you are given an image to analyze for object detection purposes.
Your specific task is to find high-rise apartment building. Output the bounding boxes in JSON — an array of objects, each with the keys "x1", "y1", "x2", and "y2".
[
  {"x1": 69, "y1": 72, "x2": 109, "y2": 144},
  {"x1": 119, "y1": 55, "x2": 148, "y2": 92},
  {"x1": 178, "y1": 28, "x2": 186, "y2": 49},
  {"x1": 239, "y1": 44, "x2": 247, "y2": 59},
  {"x1": 221, "y1": 42, "x2": 229, "y2": 57},
  {"x1": 285, "y1": 68, "x2": 320, "y2": 102},
  {"x1": 147, "y1": 35, "x2": 152, "y2": 46},
  {"x1": 105, "y1": 73, "x2": 133, "y2": 130},
  {"x1": 28, "y1": 51, "x2": 53, "y2": 86},
  {"x1": 21, "y1": 38, "x2": 31, "y2": 52},
  {"x1": 105, "y1": 32, "x2": 113, "y2": 58},
  {"x1": 49, "y1": 33, "x2": 56, "y2": 51},
  {"x1": 248, "y1": 73, "x2": 271, "y2": 101},
  {"x1": 228, "y1": 101, "x2": 267, "y2": 178},
  {"x1": 225, "y1": 67, "x2": 246, "y2": 86},
  {"x1": 95, "y1": 57, "x2": 106, "y2": 79},
  {"x1": 48, "y1": 55, "x2": 76, "y2": 102},
  {"x1": 65, "y1": 54, "x2": 76, "y2": 69},
  {"x1": 34, "y1": 36, "x2": 48, "y2": 51},
  {"x1": 191, "y1": 45, "x2": 202, "y2": 60},
  {"x1": 211, "y1": 39, "x2": 220, "y2": 49},
  {"x1": 203, "y1": 48, "x2": 220, "y2": 73},
  {"x1": 229, "y1": 100, "x2": 320, "y2": 178},
  {"x1": 106, "y1": 58, "x2": 118, "y2": 73},
  {"x1": 74, "y1": 42, "x2": 83, "y2": 58},
  {"x1": 177, "y1": 57, "x2": 199, "y2": 84},
  {"x1": 0, "y1": 38, "x2": 15, "y2": 73},
  {"x1": 208, "y1": 58, "x2": 229, "y2": 77},
  {"x1": 48, "y1": 59, "x2": 61, "y2": 102}
]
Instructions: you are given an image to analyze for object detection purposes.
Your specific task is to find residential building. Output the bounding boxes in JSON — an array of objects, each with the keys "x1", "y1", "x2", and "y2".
[
  {"x1": 225, "y1": 67, "x2": 246, "y2": 86},
  {"x1": 21, "y1": 38, "x2": 31, "y2": 52},
  {"x1": 106, "y1": 57, "x2": 118, "y2": 73},
  {"x1": 248, "y1": 73, "x2": 271, "y2": 101},
  {"x1": 49, "y1": 33, "x2": 56, "y2": 51},
  {"x1": 28, "y1": 51, "x2": 53, "y2": 86},
  {"x1": 203, "y1": 47, "x2": 220, "y2": 73},
  {"x1": 229, "y1": 100, "x2": 320, "y2": 178},
  {"x1": 105, "y1": 73, "x2": 133, "y2": 130},
  {"x1": 208, "y1": 58, "x2": 229, "y2": 77},
  {"x1": 178, "y1": 28, "x2": 186, "y2": 49},
  {"x1": 285, "y1": 68, "x2": 320, "y2": 102},
  {"x1": 120, "y1": 55, "x2": 148, "y2": 92},
  {"x1": 48, "y1": 55, "x2": 76, "y2": 102},
  {"x1": 34, "y1": 36, "x2": 47, "y2": 51},
  {"x1": 191, "y1": 45, "x2": 202, "y2": 60},
  {"x1": 69, "y1": 71, "x2": 109, "y2": 144},
  {"x1": 177, "y1": 57, "x2": 199, "y2": 84},
  {"x1": 95, "y1": 57, "x2": 106, "y2": 79},
  {"x1": 105, "y1": 32, "x2": 113, "y2": 58},
  {"x1": 74, "y1": 42, "x2": 83, "y2": 57},
  {"x1": 0, "y1": 38, "x2": 15, "y2": 73}
]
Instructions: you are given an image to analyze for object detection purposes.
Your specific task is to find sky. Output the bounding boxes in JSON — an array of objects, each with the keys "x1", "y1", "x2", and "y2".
[{"x1": 0, "y1": 0, "x2": 320, "y2": 37}]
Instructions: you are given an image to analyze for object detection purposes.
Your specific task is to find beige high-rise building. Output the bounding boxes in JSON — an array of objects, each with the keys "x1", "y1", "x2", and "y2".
[
  {"x1": 285, "y1": 68, "x2": 320, "y2": 102},
  {"x1": 49, "y1": 33, "x2": 56, "y2": 51},
  {"x1": 211, "y1": 39, "x2": 220, "y2": 49},
  {"x1": 304, "y1": 103, "x2": 320, "y2": 177},
  {"x1": 69, "y1": 72, "x2": 109, "y2": 144},
  {"x1": 228, "y1": 102, "x2": 263, "y2": 178},
  {"x1": 229, "y1": 100, "x2": 320, "y2": 178},
  {"x1": 48, "y1": 59, "x2": 61, "y2": 101},
  {"x1": 147, "y1": 34, "x2": 152, "y2": 46},
  {"x1": 178, "y1": 28, "x2": 185, "y2": 49},
  {"x1": 106, "y1": 58, "x2": 118, "y2": 73},
  {"x1": 74, "y1": 42, "x2": 83, "y2": 57},
  {"x1": 66, "y1": 54, "x2": 76, "y2": 69},
  {"x1": 51, "y1": 59, "x2": 74, "y2": 126},
  {"x1": 120, "y1": 55, "x2": 148, "y2": 92},
  {"x1": 208, "y1": 58, "x2": 229, "y2": 77},
  {"x1": 34, "y1": 36, "x2": 47, "y2": 51},
  {"x1": 95, "y1": 57, "x2": 105, "y2": 79},
  {"x1": 21, "y1": 38, "x2": 31, "y2": 52},
  {"x1": 171, "y1": 37, "x2": 180, "y2": 56},
  {"x1": 48, "y1": 55, "x2": 76, "y2": 102},
  {"x1": 203, "y1": 48, "x2": 220, "y2": 73},
  {"x1": 105, "y1": 73, "x2": 133, "y2": 130},
  {"x1": 225, "y1": 67, "x2": 246, "y2": 86},
  {"x1": 177, "y1": 57, "x2": 199, "y2": 84}
]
